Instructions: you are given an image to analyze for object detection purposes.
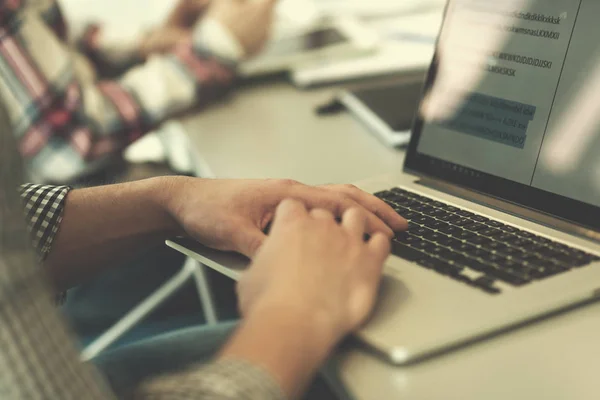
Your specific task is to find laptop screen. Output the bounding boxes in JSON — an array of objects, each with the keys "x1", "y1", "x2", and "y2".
[{"x1": 406, "y1": 0, "x2": 600, "y2": 231}]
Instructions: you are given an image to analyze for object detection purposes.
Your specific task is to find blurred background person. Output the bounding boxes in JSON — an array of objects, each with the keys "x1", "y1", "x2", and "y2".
[{"x1": 0, "y1": 0, "x2": 276, "y2": 185}]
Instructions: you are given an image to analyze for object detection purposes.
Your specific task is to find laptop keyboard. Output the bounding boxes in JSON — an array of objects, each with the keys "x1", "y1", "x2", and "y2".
[{"x1": 376, "y1": 188, "x2": 600, "y2": 295}]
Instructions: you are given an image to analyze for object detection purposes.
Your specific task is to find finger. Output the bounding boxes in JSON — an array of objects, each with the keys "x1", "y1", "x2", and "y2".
[
  {"x1": 341, "y1": 207, "x2": 368, "y2": 238},
  {"x1": 231, "y1": 220, "x2": 267, "y2": 258},
  {"x1": 309, "y1": 208, "x2": 335, "y2": 221},
  {"x1": 328, "y1": 185, "x2": 408, "y2": 232},
  {"x1": 295, "y1": 187, "x2": 394, "y2": 237},
  {"x1": 272, "y1": 198, "x2": 308, "y2": 227},
  {"x1": 368, "y1": 232, "x2": 392, "y2": 266}
]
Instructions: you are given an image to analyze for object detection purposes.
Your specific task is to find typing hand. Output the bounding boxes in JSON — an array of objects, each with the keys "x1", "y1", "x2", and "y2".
[
  {"x1": 238, "y1": 199, "x2": 391, "y2": 343},
  {"x1": 161, "y1": 177, "x2": 407, "y2": 258}
]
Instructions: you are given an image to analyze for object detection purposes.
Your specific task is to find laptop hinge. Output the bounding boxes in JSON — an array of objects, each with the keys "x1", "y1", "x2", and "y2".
[{"x1": 416, "y1": 176, "x2": 600, "y2": 244}]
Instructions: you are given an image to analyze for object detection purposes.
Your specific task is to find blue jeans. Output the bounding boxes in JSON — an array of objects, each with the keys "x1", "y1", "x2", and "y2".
[{"x1": 92, "y1": 322, "x2": 353, "y2": 400}]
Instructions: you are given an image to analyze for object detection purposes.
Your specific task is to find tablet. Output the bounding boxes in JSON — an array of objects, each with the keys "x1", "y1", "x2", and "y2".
[
  {"x1": 240, "y1": 18, "x2": 378, "y2": 77},
  {"x1": 339, "y1": 80, "x2": 424, "y2": 147}
]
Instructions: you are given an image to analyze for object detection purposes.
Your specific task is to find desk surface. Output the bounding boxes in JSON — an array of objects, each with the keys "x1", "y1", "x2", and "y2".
[
  {"x1": 181, "y1": 80, "x2": 600, "y2": 400},
  {"x1": 181, "y1": 81, "x2": 405, "y2": 185}
]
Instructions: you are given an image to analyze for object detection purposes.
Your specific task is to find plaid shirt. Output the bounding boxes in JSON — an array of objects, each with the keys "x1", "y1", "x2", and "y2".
[
  {"x1": 0, "y1": 0, "x2": 239, "y2": 184},
  {"x1": 0, "y1": 95, "x2": 284, "y2": 399}
]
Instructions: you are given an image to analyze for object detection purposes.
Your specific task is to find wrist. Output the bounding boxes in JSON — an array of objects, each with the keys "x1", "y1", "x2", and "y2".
[
  {"x1": 146, "y1": 176, "x2": 190, "y2": 236},
  {"x1": 221, "y1": 298, "x2": 341, "y2": 398},
  {"x1": 250, "y1": 296, "x2": 342, "y2": 360}
]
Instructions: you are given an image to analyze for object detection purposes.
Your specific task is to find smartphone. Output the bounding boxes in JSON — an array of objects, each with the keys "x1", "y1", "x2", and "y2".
[{"x1": 339, "y1": 79, "x2": 424, "y2": 148}]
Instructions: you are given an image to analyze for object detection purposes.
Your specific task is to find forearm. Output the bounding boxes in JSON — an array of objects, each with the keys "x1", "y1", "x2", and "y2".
[
  {"x1": 219, "y1": 301, "x2": 337, "y2": 399},
  {"x1": 45, "y1": 177, "x2": 181, "y2": 290}
]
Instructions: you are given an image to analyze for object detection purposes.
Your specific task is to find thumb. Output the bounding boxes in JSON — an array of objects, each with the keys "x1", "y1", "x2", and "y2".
[{"x1": 231, "y1": 221, "x2": 267, "y2": 258}]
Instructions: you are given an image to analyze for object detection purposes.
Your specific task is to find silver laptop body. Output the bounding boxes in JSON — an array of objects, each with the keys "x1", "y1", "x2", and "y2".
[{"x1": 170, "y1": 0, "x2": 600, "y2": 365}]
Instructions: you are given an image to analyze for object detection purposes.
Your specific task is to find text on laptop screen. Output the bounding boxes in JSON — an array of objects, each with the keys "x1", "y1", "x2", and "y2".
[{"x1": 417, "y1": 0, "x2": 600, "y2": 208}]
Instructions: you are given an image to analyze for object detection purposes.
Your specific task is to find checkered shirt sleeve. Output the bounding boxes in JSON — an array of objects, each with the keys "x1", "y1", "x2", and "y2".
[{"x1": 19, "y1": 183, "x2": 71, "y2": 260}]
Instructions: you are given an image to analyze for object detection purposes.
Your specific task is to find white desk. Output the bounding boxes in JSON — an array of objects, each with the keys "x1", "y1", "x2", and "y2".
[{"x1": 181, "y1": 80, "x2": 600, "y2": 400}]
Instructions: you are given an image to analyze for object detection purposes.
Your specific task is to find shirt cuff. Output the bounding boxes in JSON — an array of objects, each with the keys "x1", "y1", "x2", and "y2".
[
  {"x1": 135, "y1": 359, "x2": 286, "y2": 400},
  {"x1": 19, "y1": 184, "x2": 71, "y2": 261},
  {"x1": 193, "y1": 17, "x2": 245, "y2": 62}
]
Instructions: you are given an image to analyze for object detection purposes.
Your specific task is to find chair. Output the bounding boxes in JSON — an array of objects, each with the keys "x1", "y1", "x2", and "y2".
[{"x1": 81, "y1": 122, "x2": 219, "y2": 361}]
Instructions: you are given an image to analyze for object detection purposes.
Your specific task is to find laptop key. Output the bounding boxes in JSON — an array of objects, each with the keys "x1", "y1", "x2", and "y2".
[
  {"x1": 462, "y1": 259, "x2": 493, "y2": 273},
  {"x1": 422, "y1": 220, "x2": 448, "y2": 230},
  {"x1": 470, "y1": 215, "x2": 490, "y2": 223},
  {"x1": 411, "y1": 240, "x2": 436, "y2": 252},
  {"x1": 455, "y1": 242, "x2": 476, "y2": 252},
  {"x1": 375, "y1": 191, "x2": 393, "y2": 198},
  {"x1": 474, "y1": 276, "x2": 501, "y2": 294},
  {"x1": 499, "y1": 246, "x2": 527, "y2": 258},
  {"x1": 412, "y1": 215, "x2": 436, "y2": 225},
  {"x1": 391, "y1": 188, "x2": 409, "y2": 195},
  {"x1": 486, "y1": 220, "x2": 504, "y2": 228},
  {"x1": 486, "y1": 241, "x2": 508, "y2": 251},
  {"x1": 518, "y1": 231, "x2": 537, "y2": 239},
  {"x1": 502, "y1": 226, "x2": 520, "y2": 233},
  {"x1": 392, "y1": 204, "x2": 409, "y2": 214},
  {"x1": 424, "y1": 231, "x2": 450, "y2": 242},
  {"x1": 496, "y1": 233, "x2": 519, "y2": 242},
  {"x1": 464, "y1": 223, "x2": 487, "y2": 232},
  {"x1": 394, "y1": 232, "x2": 421, "y2": 244},
  {"x1": 412, "y1": 226, "x2": 435, "y2": 237},
  {"x1": 466, "y1": 235, "x2": 493, "y2": 246},
  {"x1": 488, "y1": 268, "x2": 530, "y2": 286},
  {"x1": 401, "y1": 210, "x2": 422, "y2": 219},
  {"x1": 479, "y1": 228, "x2": 504, "y2": 238},
  {"x1": 412, "y1": 204, "x2": 435, "y2": 213},
  {"x1": 481, "y1": 252, "x2": 508, "y2": 265},
  {"x1": 429, "y1": 201, "x2": 446, "y2": 208},
  {"x1": 391, "y1": 242, "x2": 427, "y2": 261},
  {"x1": 454, "y1": 218, "x2": 474, "y2": 227},
  {"x1": 529, "y1": 264, "x2": 570, "y2": 279},
  {"x1": 439, "y1": 214, "x2": 460, "y2": 222},
  {"x1": 438, "y1": 225, "x2": 462, "y2": 235},
  {"x1": 431, "y1": 209, "x2": 450, "y2": 218},
  {"x1": 454, "y1": 230, "x2": 477, "y2": 240},
  {"x1": 429, "y1": 258, "x2": 464, "y2": 276},
  {"x1": 466, "y1": 247, "x2": 491, "y2": 259},
  {"x1": 456, "y1": 210, "x2": 475, "y2": 218},
  {"x1": 442, "y1": 237, "x2": 463, "y2": 248},
  {"x1": 434, "y1": 235, "x2": 455, "y2": 246}
]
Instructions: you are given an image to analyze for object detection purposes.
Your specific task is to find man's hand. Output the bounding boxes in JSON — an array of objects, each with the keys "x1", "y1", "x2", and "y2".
[
  {"x1": 203, "y1": 0, "x2": 278, "y2": 57},
  {"x1": 239, "y1": 199, "x2": 391, "y2": 338},
  {"x1": 139, "y1": 0, "x2": 211, "y2": 59},
  {"x1": 221, "y1": 199, "x2": 391, "y2": 397},
  {"x1": 139, "y1": 26, "x2": 191, "y2": 59},
  {"x1": 161, "y1": 177, "x2": 407, "y2": 258},
  {"x1": 166, "y1": 0, "x2": 211, "y2": 29}
]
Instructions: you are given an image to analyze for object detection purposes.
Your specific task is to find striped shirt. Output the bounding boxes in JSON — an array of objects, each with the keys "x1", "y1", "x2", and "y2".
[{"x1": 0, "y1": 0, "x2": 239, "y2": 184}]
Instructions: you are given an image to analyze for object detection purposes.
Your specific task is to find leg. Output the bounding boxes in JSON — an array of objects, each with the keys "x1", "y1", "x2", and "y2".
[{"x1": 92, "y1": 322, "x2": 238, "y2": 397}]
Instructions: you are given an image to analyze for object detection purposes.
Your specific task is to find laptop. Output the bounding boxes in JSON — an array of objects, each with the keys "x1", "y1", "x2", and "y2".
[{"x1": 169, "y1": 0, "x2": 600, "y2": 365}]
